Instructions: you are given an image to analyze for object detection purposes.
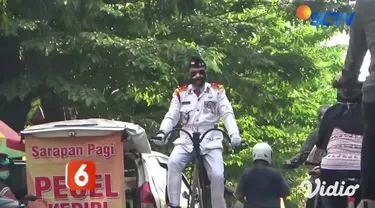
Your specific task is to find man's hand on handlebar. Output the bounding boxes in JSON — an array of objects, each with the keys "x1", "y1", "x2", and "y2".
[
  {"x1": 230, "y1": 133, "x2": 242, "y2": 147},
  {"x1": 232, "y1": 140, "x2": 247, "y2": 153},
  {"x1": 150, "y1": 131, "x2": 167, "y2": 146},
  {"x1": 150, "y1": 128, "x2": 246, "y2": 149}
]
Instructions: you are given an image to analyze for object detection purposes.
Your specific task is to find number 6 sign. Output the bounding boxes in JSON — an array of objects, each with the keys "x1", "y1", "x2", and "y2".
[{"x1": 65, "y1": 160, "x2": 96, "y2": 190}]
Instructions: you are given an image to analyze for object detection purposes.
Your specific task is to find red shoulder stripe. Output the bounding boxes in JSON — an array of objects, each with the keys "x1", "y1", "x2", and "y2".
[
  {"x1": 174, "y1": 85, "x2": 188, "y2": 102},
  {"x1": 211, "y1": 82, "x2": 224, "y2": 91}
]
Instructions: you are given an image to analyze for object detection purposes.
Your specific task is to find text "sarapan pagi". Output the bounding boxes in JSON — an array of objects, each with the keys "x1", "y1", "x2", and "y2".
[{"x1": 31, "y1": 143, "x2": 115, "y2": 159}]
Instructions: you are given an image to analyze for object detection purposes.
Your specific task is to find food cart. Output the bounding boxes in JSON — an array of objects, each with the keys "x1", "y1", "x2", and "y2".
[{"x1": 21, "y1": 118, "x2": 151, "y2": 208}]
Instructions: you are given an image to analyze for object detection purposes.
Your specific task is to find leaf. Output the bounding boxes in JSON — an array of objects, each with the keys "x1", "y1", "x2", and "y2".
[
  {"x1": 85, "y1": 98, "x2": 92, "y2": 107},
  {"x1": 72, "y1": 95, "x2": 79, "y2": 102},
  {"x1": 0, "y1": 1, "x2": 345, "y2": 205}
]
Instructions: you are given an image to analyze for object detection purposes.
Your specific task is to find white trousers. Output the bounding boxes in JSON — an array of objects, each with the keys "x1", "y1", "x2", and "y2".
[{"x1": 167, "y1": 145, "x2": 226, "y2": 208}]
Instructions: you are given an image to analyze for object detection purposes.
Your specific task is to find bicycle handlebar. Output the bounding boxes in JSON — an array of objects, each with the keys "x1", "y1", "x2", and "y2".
[
  {"x1": 150, "y1": 128, "x2": 247, "y2": 151},
  {"x1": 165, "y1": 127, "x2": 231, "y2": 142},
  {"x1": 151, "y1": 127, "x2": 239, "y2": 144},
  {"x1": 201, "y1": 128, "x2": 230, "y2": 142}
]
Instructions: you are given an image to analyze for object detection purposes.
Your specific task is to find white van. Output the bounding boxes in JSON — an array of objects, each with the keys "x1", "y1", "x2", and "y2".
[{"x1": 123, "y1": 151, "x2": 191, "y2": 208}]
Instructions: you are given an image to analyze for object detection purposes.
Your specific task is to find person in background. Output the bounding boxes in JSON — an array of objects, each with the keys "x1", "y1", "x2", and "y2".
[
  {"x1": 235, "y1": 142, "x2": 290, "y2": 208},
  {"x1": 0, "y1": 154, "x2": 16, "y2": 200},
  {"x1": 333, "y1": 0, "x2": 375, "y2": 207},
  {"x1": 315, "y1": 75, "x2": 364, "y2": 207}
]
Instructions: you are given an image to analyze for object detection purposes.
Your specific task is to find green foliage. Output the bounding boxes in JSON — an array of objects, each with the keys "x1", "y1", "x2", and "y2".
[
  {"x1": 0, "y1": 0, "x2": 351, "y2": 206},
  {"x1": 25, "y1": 98, "x2": 41, "y2": 126}
]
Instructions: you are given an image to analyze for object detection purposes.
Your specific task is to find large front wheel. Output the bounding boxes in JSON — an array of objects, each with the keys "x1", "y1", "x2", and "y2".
[{"x1": 189, "y1": 165, "x2": 206, "y2": 208}]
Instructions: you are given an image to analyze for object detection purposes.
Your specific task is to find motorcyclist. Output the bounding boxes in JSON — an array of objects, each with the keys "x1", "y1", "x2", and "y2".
[
  {"x1": 283, "y1": 104, "x2": 330, "y2": 169},
  {"x1": 236, "y1": 143, "x2": 290, "y2": 208},
  {"x1": 153, "y1": 56, "x2": 242, "y2": 208},
  {"x1": 314, "y1": 74, "x2": 363, "y2": 207},
  {"x1": 0, "y1": 154, "x2": 16, "y2": 200},
  {"x1": 333, "y1": 0, "x2": 375, "y2": 207}
]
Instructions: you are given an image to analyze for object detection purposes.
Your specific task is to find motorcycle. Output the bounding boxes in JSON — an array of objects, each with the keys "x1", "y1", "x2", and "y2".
[{"x1": 0, "y1": 194, "x2": 37, "y2": 208}]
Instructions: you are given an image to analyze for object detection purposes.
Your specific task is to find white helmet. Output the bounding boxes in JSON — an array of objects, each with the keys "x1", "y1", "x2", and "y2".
[{"x1": 252, "y1": 142, "x2": 273, "y2": 164}]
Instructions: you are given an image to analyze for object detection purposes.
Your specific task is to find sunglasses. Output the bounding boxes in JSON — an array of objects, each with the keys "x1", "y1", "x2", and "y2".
[{"x1": 190, "y1": 70, "x2": 206, "y2": 77}]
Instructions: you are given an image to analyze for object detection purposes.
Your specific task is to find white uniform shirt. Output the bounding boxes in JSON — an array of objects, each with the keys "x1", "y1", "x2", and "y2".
[{"x1": 159, "y1": 82, "x2": 240, "y2": 153}]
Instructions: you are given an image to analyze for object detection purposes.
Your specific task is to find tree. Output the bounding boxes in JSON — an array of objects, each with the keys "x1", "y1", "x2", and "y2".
[{"x1": 0, "y1": 0, "x2": 350, "y2": 205}]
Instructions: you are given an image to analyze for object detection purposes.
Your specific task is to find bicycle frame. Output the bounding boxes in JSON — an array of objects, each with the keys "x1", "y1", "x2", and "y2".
[{"x1": 162, "y1": 127, "x2": 231, "y2": 208}]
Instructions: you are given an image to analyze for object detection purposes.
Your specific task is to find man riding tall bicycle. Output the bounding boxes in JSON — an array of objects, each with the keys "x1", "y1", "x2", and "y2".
[{"x1": 152, "y1": 56, "x2": 242, "y2": 208}]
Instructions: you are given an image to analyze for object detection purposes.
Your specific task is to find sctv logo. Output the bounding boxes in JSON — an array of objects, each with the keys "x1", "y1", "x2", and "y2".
[{"x1": 296, "y1": 5, "x2": 355, "y2": 26}]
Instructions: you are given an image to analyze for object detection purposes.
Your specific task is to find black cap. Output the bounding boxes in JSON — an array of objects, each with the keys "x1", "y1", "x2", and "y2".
[{"x1": 188, "y1": 56, "x2": 206, "y2": 69}]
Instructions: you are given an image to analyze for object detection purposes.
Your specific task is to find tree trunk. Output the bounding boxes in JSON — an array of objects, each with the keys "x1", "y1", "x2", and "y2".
[{"x1": 40, "y1": 90, "x2": 66, "y2": 123}]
